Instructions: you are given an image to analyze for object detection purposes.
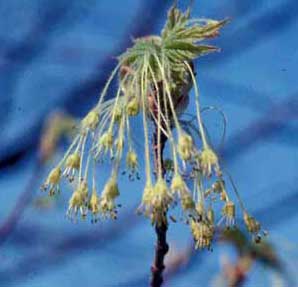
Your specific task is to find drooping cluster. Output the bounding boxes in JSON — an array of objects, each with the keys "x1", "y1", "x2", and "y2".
[{"x1": 41, "y1": 3, "x2": 264, "y2": 248}]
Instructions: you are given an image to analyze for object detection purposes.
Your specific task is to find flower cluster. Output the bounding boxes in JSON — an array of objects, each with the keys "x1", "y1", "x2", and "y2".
[{"x1": 41, "y1": 3, "x2": 264, "y2": 248}]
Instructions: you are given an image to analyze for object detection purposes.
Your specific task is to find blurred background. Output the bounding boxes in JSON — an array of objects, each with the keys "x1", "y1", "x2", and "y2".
[{"x1": 0, "y1": 0, "x2": 298, "y2": 286}]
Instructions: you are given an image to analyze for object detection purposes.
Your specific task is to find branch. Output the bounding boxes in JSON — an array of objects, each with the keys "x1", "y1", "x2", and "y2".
[{"x1": 150, "y1": 125, "x2": 169, "y2": 287}]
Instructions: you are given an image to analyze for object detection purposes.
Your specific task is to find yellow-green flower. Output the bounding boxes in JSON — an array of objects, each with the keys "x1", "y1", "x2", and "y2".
[
  {"x1": 190, "y1": 219, "x2": 214, "y2": 250},
  {"x1": 89, "y1": 188, "x2": 100, "y2": 222},
  {"x1": 126, "y1": 97, "x2": 140, "y2": 116},
  {"x1": 243, "y1": 212, "x2": 265, "y2": 242},
  {"x1": 137, "y1": 182, "x2": 154, "y2": 216},
  {"x1": 98, "y1": 176, "x2": 120, "y2": 219},
  {"x1": 152, "y1": 178, "x2": 173, "y2": 210},
  {"x1": 67, "y1": 190, "x2": 83, "y2": 222},
  {"x1": 180, "y1": 193, "x2": 195, "y2": 213},
  {"x1": 67, "y1": 181, "x2": 89, "y2": 221},
  {"x1": 99, "y1": 196, "x2": 118, "y2": 220},
  {"x1": 177, "y1": 133, "x2": 193, "y2": 161},
  {"x1": 102, "y1": 176, "x2": 119, "y2": 200},
  {"x1": 125, "y1": 150, "x2": 140, "y2": 180},
  {"x1": 200, "y1": 147, "x2": 220, "y2": 177},
  {"x1": 41, "y1": 167, "x2": 61, "y2": 196},
  {"x1": 113, "y1": 105, "x2": 123, "y2": 122},
  {"x1": 171, "y1": 174, "x2": 186, "y2": 195},
  {"x1": 171, "y1": 173, "x2": 195, "y2": 214},
  {"x1": 205, "y1": 179, "x2": 228, "y2": 202},
  {"x1": 138, "y1": 179, "x2": 173, "y2": 226},
  {"x1": 63, "y1": 152, "x2": 80, "y2": 182},
  {"x1": 96, "y1": 131, "x2": 114, "y2": 157},
  {"x1": 82, "y1": 110, "x2": 99, "y2": 130},
  {"x1": 220, "y1": 200, "x2": 236, "y2": 227}
]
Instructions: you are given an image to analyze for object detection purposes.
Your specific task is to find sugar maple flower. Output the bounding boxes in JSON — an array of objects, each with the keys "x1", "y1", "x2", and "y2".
[
  {"x1": 41, "y1": 167, "x2": 61, "y2": 196},
  {"x1": 220, "y1": 201, "x2": 236, "y2": 227},
  {"x1": 99, "y1": 175, "x2": 120, "y2": 220},
  {"x1": 63, "y1": 152, "x2": 80, "y2": 182},
  {"x1": 67, "y1": 180, "x2": 89, "y2": 221},
  {"x1": 89, "y1": 188, "x2": 100, "y2": 223},
  {"x1": 125, "y1": 150, "x2": 140, "y2": 180},
  {"x1": 41, "y1": 3, "x2": 265, "y2": 253},
  {"x1": 191, "y1": 219, "x2": 214, "y2": 250},
  {"x1": 200, "y1": 147, "x2": 220, "y2": 177}
]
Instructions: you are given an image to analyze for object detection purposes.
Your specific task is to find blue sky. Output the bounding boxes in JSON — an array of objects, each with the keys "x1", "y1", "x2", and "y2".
[{"x1": 0, "y1": 0, "x2": 297, "y2": 286}]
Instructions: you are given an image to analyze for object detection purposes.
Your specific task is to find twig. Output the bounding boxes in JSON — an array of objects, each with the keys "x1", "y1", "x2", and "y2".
[
  {"x1": 151, "y1": 222, "x2": 169, "y2": 287},
  {"x1": 150, "y1": 125, "x2": 169, "y2": 287}
]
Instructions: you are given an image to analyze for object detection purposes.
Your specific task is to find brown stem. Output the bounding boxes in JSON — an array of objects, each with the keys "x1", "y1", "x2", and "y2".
[
  {"x1": 150, "y1": 222, "x2": 169, "y2": 287},
  {"x1": 150, "y1": 127, "x2": 169, "y2": 287}
]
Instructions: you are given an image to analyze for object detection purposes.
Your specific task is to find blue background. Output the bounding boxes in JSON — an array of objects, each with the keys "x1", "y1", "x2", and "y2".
[{"x1": 0, "y1": 0, "x2": 298, "y2": 286}]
